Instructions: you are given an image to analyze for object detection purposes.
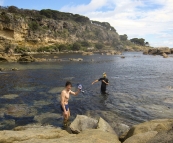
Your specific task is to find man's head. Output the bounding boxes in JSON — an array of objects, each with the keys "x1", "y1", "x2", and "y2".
[
  {"x1": 65, "y1": 81, "x2": 72, "y2": 91},
  {"x1": 103, "y1": 72, "x2": 107, "y2": 78}
]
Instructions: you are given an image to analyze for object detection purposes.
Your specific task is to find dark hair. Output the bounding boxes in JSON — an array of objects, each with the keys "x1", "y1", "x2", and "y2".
[{"x1": 65, "y1": 81, "x2": 72, "y2": 87}]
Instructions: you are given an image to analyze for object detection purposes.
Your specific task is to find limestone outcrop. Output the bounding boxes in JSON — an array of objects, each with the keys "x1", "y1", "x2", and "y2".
[{"x1": 144, "y1": 47, "x2": 172, "y2": 57}]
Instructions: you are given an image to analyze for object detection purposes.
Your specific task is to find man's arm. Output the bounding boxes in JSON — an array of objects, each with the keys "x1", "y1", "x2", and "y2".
[
  {"x1": 92, "y1": 79, "x2": 99, "y2": 85},
  {"x1": 70, "y1": 89, "x2": 80, "y2": 96}
]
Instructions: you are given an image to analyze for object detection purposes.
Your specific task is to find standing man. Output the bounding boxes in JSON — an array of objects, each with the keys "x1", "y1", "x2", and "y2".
[
  {"x1": 60, "y1": 81, "x2": 81, "y2": 127},
  {"x1": 92, "y1": 72, "x2": 109, "y2": 94}
]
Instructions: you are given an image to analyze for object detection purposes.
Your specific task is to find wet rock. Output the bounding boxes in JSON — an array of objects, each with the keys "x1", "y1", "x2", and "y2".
[
  {"x1": 121, "y1": 56, "x2": 125, "y2": 58},
  {"x1": 0, "y1": 119, "x2": 16, "y2": 130},
  {"x1": 3, "y1": 104, "x2": 37, "y2": 126},
  {"x1": 18, "y1": 55, "x2": 35, "y2": 62},
  {"x1": 11, "y1": 68, "x2": 19, "y2": 71},
  {"x1": 69, "y1": 58, "x2": 83, "y2": 61},
  {"x1": 0, "y1": 67, "x2": 5, "y2": 71},
  {"x1": 1, "y1": 94, "x2": 19, "y2": 99},
  {"x1": 69, "y1": 115, "x2": 98, "y2": 134}
]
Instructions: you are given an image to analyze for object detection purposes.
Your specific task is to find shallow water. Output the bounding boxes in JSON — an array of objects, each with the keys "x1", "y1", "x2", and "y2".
[{"x1": 0, "y1": 52, "x2": 173, "y2": 130}]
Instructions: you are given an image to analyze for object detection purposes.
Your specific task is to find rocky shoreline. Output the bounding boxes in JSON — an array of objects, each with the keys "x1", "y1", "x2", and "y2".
[
  {"x1": 143, "y1": 47, "x2": 173, "y2": 58},
  {"x1": 0, "y1": 115, "x2": 173, "y2": 143},
  {"x1": 0, "y1": 50, "x2": 122, "y2": 63}
]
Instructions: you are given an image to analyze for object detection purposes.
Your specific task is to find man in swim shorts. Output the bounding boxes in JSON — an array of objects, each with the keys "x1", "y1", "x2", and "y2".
[
  {"x1": 92, "y1": 72, "x2": 109, "y2": 94},
  {"x1": 60, "y1": 81, "x2": 81, "y2": 127}
]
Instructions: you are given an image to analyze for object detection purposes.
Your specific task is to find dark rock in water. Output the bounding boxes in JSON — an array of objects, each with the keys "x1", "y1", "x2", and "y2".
[
  {"x1": 4, "y1": 114, "x2": 35, "y2": 126},
  {"x1": 3, "y1": 104, "x2": 37, "y2": 126},
  {"x1": 18, "y1": 55, "x2": 35, "y2": 62},
  {"x1": 0, "y1": 119, "x2": 15, "y2": 130}
]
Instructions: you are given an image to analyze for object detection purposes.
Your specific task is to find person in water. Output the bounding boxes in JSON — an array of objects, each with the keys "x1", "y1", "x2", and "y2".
[
  {"x1": 60, "y1": 81, "x2": 81, "y2": 127},
  {"x1": 92, "y1": 72, "x2": 109, "y2": 94}
]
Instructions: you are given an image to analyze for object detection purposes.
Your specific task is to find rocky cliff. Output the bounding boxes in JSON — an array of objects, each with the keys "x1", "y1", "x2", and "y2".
[{"x1": 0, "y1": 6, "x2": 123, "y2": 53}]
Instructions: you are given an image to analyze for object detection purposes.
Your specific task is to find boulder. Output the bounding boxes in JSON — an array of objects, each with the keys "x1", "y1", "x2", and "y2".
[
  {"x1": 123, "y1": 119, "x2": 173, "y2": 141},
  {"x1": 69, "y1": 115, "x2": 98, "y2": 133},
  {"x1": 143, "y1": 50, "x2": 148, "y2": 55},
  {"x1": 147, "y1": 129, "x2": 173, "y2": 143},
  {"x1": 69, "y1": 58, "x2": 83, "y2": 61},
  {"x1": 148, "y1": 48, "x2": 158, "y2": 55},
  {"x1": 18, "y1": 53, "x2": 35, "y2": 62},
  {"x1": 97, "y1": 117, "x2": 116, "y2": 134},
  {"x1": 162, "y1": 53, "x2": 168, "y2": 58},
  {"x1": 157, "y1": 47, "x2": 171, "y2": 54},
  {"x1": 124, "y1": 131, "x2": 158, "y2": 143},
  {"x1": 170, "y1": 48, "x2": 173, "y2": 54}
]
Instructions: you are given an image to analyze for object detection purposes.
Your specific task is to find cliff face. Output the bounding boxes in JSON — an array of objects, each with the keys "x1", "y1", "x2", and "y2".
[{"x1": 0, "y1": 7, "x2": 120, "y2": 52}]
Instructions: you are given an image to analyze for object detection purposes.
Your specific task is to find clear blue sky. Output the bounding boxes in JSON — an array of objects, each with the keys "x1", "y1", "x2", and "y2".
[{"x1": 1, "y1": 0, "x2": 173, "y2": 48}]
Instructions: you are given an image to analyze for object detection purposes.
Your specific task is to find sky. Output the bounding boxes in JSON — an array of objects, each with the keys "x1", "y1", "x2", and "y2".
[{"x1": 1, "y1": 0, "x2": 173, "y2": 48}]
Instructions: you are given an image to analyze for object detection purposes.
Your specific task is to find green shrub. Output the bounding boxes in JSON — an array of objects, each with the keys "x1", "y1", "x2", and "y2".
[
  {"x1": 72, "y1": 42, "x2": 81, "y2": 51},
  {"x1": 95, "y1": 43, "x2": 104, "y2": 49},
  {"x1": 28, "y1": 21, "x2": 39, "y2": 31}
]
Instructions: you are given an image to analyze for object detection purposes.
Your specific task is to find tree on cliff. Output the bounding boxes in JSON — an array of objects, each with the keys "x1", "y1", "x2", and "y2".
[
  {"x1": 120, "y1": 34, "x2": 128, "y2": 41},
  {"x1": 130, "y1": 38, "x2": 145, "y2": 46}
]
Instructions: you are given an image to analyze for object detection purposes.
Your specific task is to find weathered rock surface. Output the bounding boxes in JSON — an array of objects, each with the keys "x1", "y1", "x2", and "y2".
[
  {"x1": 145, "y1": 47, "x2": 171, "y2": 56},
  {"x1": 124, "y1": 131, "x2": 158, "y2": 143},
  {"x1": 97, "y1": 117, "x2": 116, "y2": 134},
  {"x1": 0, "y1": 125, "x2": 69, "y2": 143},
  {"x1": 123, "y1": 119, "x2": 173, "y2": 141},
  {"x1": 147, "y1": 128, "x2": 173, "y2": 143},
  {"x1": 18, "y1": 54, "x2": 35, "y2": 62},
  {"x1": 0, "y1": 115, "x2": 121, "y2": 143},
  {"x1": 69, "y1": 115, "x2": 98, "y2": 133}
]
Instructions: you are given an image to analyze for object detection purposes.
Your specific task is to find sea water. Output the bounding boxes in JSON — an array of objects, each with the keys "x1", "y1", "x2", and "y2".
[{"x1": 0, "y1": 52, "x2": 173, "y2": 129}]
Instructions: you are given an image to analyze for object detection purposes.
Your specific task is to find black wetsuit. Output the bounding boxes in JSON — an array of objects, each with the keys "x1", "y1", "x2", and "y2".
[{"x1": 98, "y1": 77, "x2": 109, "y2": 94}]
